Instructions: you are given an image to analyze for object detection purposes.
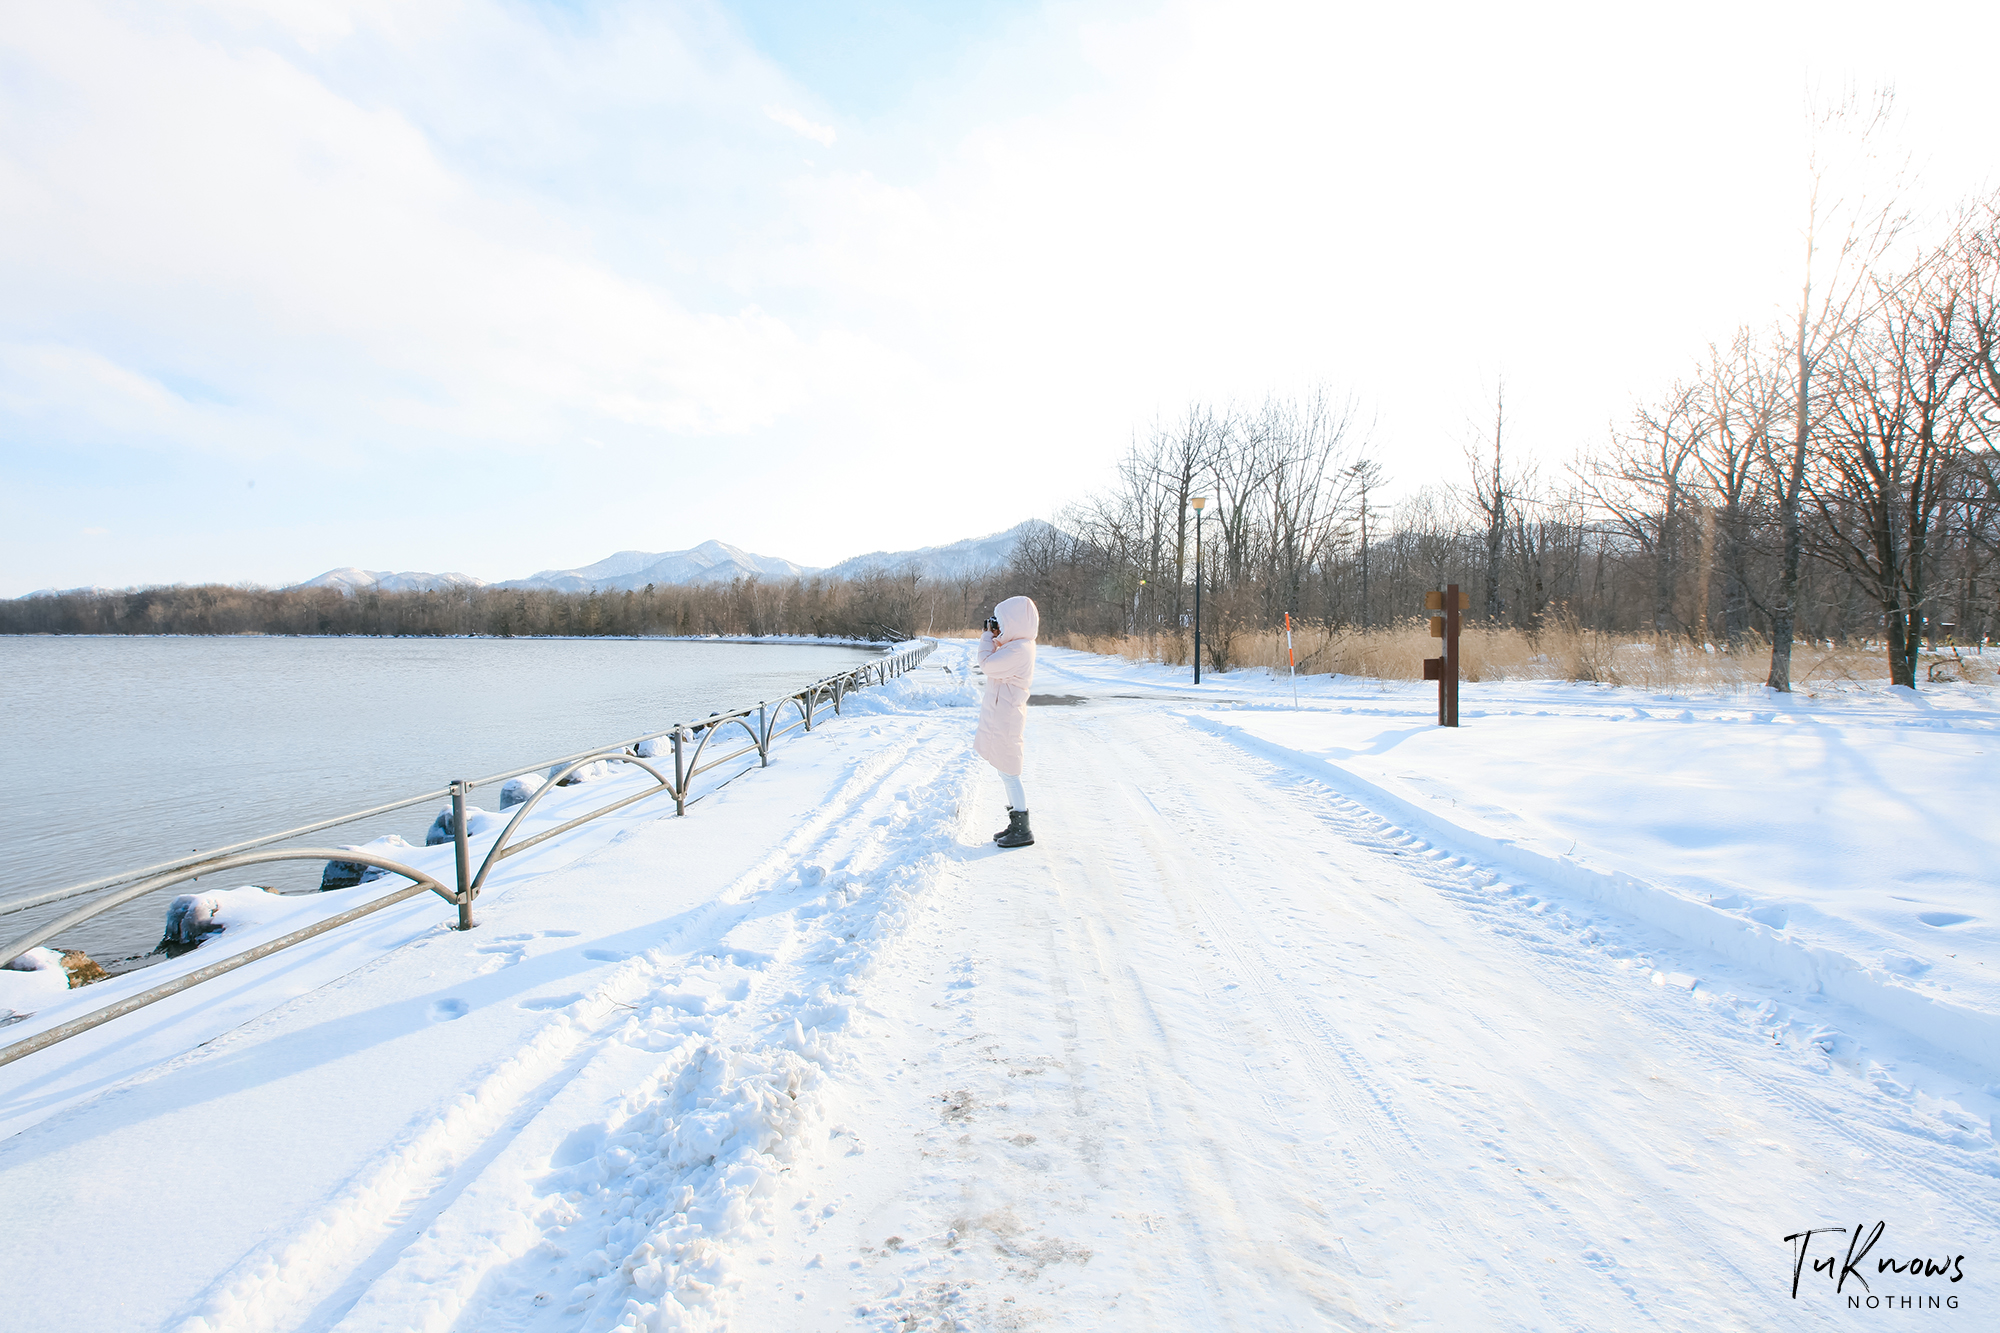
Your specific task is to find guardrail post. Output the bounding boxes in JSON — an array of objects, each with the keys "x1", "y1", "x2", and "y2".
[
  {"x1": 758, "y1": 701, "x2": 769, "y2": 766},
  {"x1": 672, "y1": 726, "x2": 687, "y2": 815},
  {"x1": 451, "y1": 779, "x2": 475, "y2": 930}
]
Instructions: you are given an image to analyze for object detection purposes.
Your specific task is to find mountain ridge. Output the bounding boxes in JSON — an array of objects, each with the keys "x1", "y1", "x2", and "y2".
[{"x1": 287, "y1": 523, "x2": 1047, "y2": 596}]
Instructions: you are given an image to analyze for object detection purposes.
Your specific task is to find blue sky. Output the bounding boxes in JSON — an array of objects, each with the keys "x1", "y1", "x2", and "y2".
[
  {"x1": 724, "y1": 0, "x2": 1047, "y2": 118},
  {"x1": 2, "y1": 1, "x2": 1997, "y2": 595}
]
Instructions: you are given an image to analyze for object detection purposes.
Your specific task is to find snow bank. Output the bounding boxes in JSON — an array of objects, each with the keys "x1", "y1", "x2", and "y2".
[
  {"x1": 1192, "y1": 713, "x2": 2000, "y2": 1074},
  {"x1": 515, "y1": 739, "x2": 963, "y2": 1330},
  {"x1": 539, "y1": 1036, "x2": 824, "y2": 1330}
]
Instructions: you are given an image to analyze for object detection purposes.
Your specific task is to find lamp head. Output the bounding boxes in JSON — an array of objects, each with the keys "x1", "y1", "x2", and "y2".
[{"x1": 1191, "y1": 496, "x2": 1208, "y2": 511}]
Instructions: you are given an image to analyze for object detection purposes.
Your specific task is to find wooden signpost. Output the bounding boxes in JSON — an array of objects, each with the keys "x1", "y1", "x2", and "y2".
[{"x1": 1422, "y1": 583, "x2": 1471, "y2": 727}]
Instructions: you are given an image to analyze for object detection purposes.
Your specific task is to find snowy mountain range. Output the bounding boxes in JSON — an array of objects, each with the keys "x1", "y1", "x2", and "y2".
[
  {"x1": 288, "y1": 523, "x2": 1047, "y2": 596},
  {"x1": 824, "y1": 521, "x2": 1055, "y2": 581},
  {"x1": 497, "y1": 540, "x2": 813, "y2": 593},
  {"x1": 296, "y1": 568, "x2": 490, "y2": 595}
]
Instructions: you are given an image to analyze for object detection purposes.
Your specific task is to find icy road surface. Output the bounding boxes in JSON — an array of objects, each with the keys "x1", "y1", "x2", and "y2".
[{"x1": 1, "y1": 642, "x2": 1994, "y2": 1331}]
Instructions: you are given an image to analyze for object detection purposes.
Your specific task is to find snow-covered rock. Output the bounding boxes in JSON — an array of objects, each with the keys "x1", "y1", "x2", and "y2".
[
  {"x1": 158, "y1": 893, "x2": 227, "y2": 956},
  {"x1": 550, "y1": 758, "x2": 614, "y2": 787},
  {"x1": 320, "y1": 835, "x2": 416, "y2": 890},
  {"x1": 424, "y1": 805, "x2": 506, "y2": 844},
  {"x1": 1, "y1": 946, "x2": 75, "y2": 1013},
  {"x1": 500, "y1": 773, "x2": 546, "y2": 808},
  {"x1": 4, "y1": 946, "x2": 68, "y2": 978},
  {"x1": 2, "y1": 945, "x2": 108, "y2": 987}
]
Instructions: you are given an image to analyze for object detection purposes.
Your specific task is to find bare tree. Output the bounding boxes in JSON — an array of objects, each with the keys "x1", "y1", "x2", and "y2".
[
  {"x1": 1694, "y1": 331, "x2": 1784, "y2": 645},
  {"x1": 1765, "y1": 87, "x2": 1910, "y2": 690},
  {"x1": 1586, "y1": 381, "x2": 1708, "y2": 635},
  {"x1": 1263, "y1": 389, "x2": 1363, "y2": 621},
  {"x1": 1347, "y1": 458, "x2": 1387, "y2": 627},
  {"x1": 1465, "y1": 382, "x2": 1509, "y2": 620},
  {"x1": 1811, "y1": 266, "x2": 1971, "y2": 685}
]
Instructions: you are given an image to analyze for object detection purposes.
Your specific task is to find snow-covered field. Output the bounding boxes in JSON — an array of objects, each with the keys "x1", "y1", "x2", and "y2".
[{"x1": 1, "y1": 642, "x2": 1994, "y2": 1331}]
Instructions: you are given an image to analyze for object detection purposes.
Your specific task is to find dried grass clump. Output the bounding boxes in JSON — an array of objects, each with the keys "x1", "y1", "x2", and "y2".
[
  {"x1": 946, "y1": 618, "x2": 1961, "y2": 688},
  {"x1": 1045, "y1": 620, "x2": 1911, "y2": 688}
]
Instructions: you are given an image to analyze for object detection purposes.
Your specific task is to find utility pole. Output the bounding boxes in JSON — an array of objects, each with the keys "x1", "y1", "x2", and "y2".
[{"x1": 1191, "y1": 496, "x2": 1208, "y2": 684}]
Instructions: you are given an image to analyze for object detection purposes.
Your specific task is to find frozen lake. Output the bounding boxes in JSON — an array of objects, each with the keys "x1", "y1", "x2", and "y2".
[{"x1": 0, "y1": 636, "x2": 884, "y2": 967}]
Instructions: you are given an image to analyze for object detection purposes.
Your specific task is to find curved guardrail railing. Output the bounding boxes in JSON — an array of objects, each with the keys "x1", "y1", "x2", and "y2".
[
  {"x1": 0, "y1": 849, "x2": 450, "y2": 1069},
  {"x1": 0, "y1": 638, "x2": 937, "y2": 1065},
  {"x1": 467, "y1": 751, "x2": 674, "y2": 897}
]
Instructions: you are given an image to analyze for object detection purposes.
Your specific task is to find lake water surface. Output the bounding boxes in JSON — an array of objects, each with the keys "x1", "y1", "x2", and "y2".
[{"x1": 1, "y1": 637, "x2": 883, "y2": 966}]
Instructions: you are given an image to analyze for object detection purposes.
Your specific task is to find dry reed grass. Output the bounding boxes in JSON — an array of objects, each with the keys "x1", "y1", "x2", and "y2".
[{"x1": 1024, "y1": 621, "x2": 1934, "y2": 689}]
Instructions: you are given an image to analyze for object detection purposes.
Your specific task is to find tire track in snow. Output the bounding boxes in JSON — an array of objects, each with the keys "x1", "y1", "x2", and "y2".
[
  {"x1": 1035, "y1": 791, "x2": 1361, "y2": 1327},
  {"x1": 1071, "y1": 711, "x2": 1548, "y2": 1325},
  {"x1": 1255, "y1": 760, "x2": 2000, "y2": 1228},
  {"x1": 1167, "y1": 713, "x2": 1998, "y2": 1319},
  {"x1": 1388, "y1": 810, "x2": 1999, "y2": 1217},
  {"x1": 1049, "y1": 706, "x2": 1899, "y2": 1328}
]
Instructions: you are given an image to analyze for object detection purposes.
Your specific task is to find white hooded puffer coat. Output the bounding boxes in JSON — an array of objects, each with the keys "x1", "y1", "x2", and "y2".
[{"x1": 973, "y1": 595, "x2": 1039, "y2": 776}]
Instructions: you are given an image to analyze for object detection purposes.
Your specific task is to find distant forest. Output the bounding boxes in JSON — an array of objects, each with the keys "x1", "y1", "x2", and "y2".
[{"x1": 0, "y1": 575, "x2": 950, "y2": 643}]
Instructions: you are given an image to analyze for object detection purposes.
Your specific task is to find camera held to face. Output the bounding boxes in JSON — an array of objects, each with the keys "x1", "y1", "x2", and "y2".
[{"x1": 984, "y1": 617, "x2": 1001, "y2": 635}]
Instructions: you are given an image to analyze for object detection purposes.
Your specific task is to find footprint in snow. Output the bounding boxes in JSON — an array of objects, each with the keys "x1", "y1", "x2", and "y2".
[
  {"x1": 428, "y1": 998, "x2": 469, "y2": 1021},
  {"x1": 583, "y1": 948, "x2": 631, "y2": 962},
  {"x1": 519, "y1": 992, "x2": 585, "y2": 1011}
]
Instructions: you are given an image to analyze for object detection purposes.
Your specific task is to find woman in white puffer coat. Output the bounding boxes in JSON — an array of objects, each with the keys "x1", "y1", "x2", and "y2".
[{"x1": 975, "y1": 595, "x2": 1039, "y2": 848}]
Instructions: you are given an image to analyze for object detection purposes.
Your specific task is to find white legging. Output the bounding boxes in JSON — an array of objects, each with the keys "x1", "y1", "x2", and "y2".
[{"x1": 1001, "y1": 772, "x2": 1027, "y2": 809}]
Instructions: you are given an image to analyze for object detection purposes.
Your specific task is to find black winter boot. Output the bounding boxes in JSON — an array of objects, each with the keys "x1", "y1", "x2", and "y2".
[
  {"x1": 992, "y1": 807, "x2": 1015, "y2": 841},
  {"x1": 995, "y1": 808, "x2": 1034, "y2": 848}
]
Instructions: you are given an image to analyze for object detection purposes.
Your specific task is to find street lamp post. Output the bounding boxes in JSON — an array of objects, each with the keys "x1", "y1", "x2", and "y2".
[{"x1": 1191, "y1": 496, "x2": 1208, "y2": 684}]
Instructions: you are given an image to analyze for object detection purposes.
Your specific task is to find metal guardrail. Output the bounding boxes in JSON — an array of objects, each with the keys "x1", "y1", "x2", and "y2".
[{"x1": 0, "y1": 639, "x2": 936, "y2": 1066}]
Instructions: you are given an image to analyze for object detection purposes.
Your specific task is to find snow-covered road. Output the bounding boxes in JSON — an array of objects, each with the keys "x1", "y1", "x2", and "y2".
[
  {"x1": 739, "y1": 680, "x2": 1996, "y2": 1331},
  {"x1": 2, "y1": 643, "x2": 1994, "y2": 1330}
]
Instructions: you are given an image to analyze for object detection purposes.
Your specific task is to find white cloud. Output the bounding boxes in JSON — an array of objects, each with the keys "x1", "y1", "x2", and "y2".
[
  {"x1": 3, "y1": 0, "x2": 1997, "y2": 594},
  {"x1": 764, "y1": 104, "x2": 837, "y2": 146}
]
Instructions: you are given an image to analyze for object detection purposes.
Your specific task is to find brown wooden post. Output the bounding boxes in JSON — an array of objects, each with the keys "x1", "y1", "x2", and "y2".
[
  {"x1": 1423, "y1": 586, "x2": 1467, "y2": 727},
  {"x1": 1444, "y1": 582, "x2": 1461, "y2": 728}
]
